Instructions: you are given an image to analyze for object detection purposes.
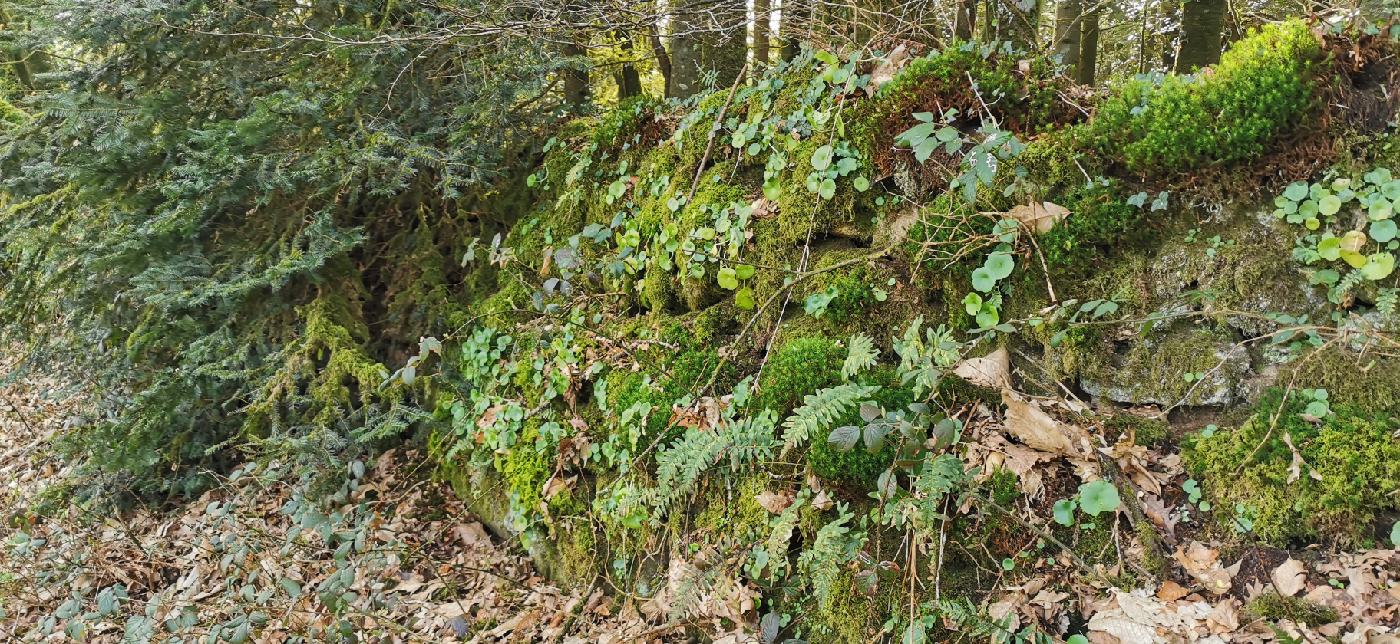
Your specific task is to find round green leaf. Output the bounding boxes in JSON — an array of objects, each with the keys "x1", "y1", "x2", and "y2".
[
  {"x1": 1319, "y1": 194, "x2": 1343, "y2": 216},
  {"x1": 818, "y1": 178, "x2": 837, "y2": 200},
  {"x1": 716, "y1": 267, "x2": 738, "y2": 290},
  {"x1": 1317, "y1": 236, "x2": 1342, "y2": 261},
  {"x1": 1077, "y1": 480, "x2": 1121, "y2": 516},
  {"x1": 735, "y1": 287, "x2": 755, "y2": 310},
  {"x1": 962, "y1": 292, "x2": 983, "y2": 315},
  {"x1": 984, "y1": 252, "x2": 1015, "y2": 280},
  {"x1": 811, "y1": 145, "x2": 834, "y2": 171},
  {"x1": 1361, "y1": 252, "x2": 1396, "y2": 280},
  {"x1": 975, "y1": 303, "x2": 999, "y2": 329},
  {"x1": 1370, "y1": 219, "x2": 1398, "y2": 244},
  {"x1": 971, "y1": 268, "x2": 996, "y2": 293},
  {"x1": 1283, "y1": 182, "x2": 1309, "y2": 202},
  {"x1": 1053, "y1": 498, "x2": 1076, "y2": 526},
  {"x1": 734, "y1": 264, "x2": 756, "y2": 280},
  {"x1": 853, "y1": 176, "x2": 870, "y2": 192}
]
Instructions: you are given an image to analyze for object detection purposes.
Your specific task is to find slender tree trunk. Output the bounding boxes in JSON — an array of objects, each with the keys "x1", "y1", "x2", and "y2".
[
  {"x1": 649, "y1": 23, "x2": 673, "y2": 95},
  {"x1": 1175, "y1": 0, "x2": 1226, "y2": 72},
  {"x1": 1077, "y1": 4, "x2": 1100, "y2": 84},
  {"x1": 782, "y1": 0, "x2": 809, "y2": 61},
  {"x1": 701, "y1": 0, "x2": 747, "y2": 89},
  {"x1": 954, "y1": 0, "x2": 978, "y2": 41},
  {"x1": 561, "y1": 41, "x2": 590, "y2": 111},
  {"x1": 754, "y1": 0, "x2": 771, "y2": 70},
  {"x1": 1054, "y1": 0, "x2": 1082, "y2": 75},
  {"x1": 988, "y1": 0, "x2": 1039, "y2": 51},
  {"x1": 616, "y1": 32, "x2": 643, "y2": 99}
]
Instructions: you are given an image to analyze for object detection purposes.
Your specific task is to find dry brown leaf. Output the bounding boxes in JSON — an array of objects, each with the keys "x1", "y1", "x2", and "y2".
[
  {"x1": 755, "y1": 490, "x2": 793, "y2": 514},
  {"x1": 954, "y1": 348, "x2": 1011, "y2": 390},
  {"x1": 866, "y1": 43, "x2": 911, "y2": 95},
  {"x1": 1005, "y1": 201, "x2": 1071, "y2": 234},
  {"x1": 1272, "y1": 558, "x2": 1308, "y2": 597},
  {"x1": 1140, "y1": 494, "x2": 1178, "y2": 543},
  {"x1": 1002, "y1": 390, "x2": 1086, "y2": 457},
  {"x1": 1156, "y1": 580, "x2": 1190, "y2": 602},
  {"x1": 1174, "y1": 541, "x2": 1240, "y2": 595}
]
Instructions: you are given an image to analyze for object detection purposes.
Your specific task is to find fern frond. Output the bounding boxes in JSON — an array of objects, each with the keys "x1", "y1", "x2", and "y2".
[
  {"x1": 841, "y1": 333, "x2": 878, "y2": 379},
  {"x1": 780, "y1": 384, "x2": 879, "y2": 454}
]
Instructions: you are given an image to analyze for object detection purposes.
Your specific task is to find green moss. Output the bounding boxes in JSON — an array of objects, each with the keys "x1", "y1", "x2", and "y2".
[
  {"x1": 774, "y1": 138, "x2": 862, "y2": 246},
  {"x1": 808, "y1": 369, "x2": 913, "y2": 484},
  {"x1": 754, "y1": 336, "x2": 846, "y2": 415},
  {"x1": 802, "y1": 249, "x2": 881, "y2": 328},
  {"x1": 1283, "y1": 349, "x2": 1400, "y2": 414},
  {"x1": 1185, "y1": 390, "x2": 1400, "y2": 545},
  {"x1": 0, "y1": 96, "x2": 25, "y2": 128},
  {"x1": 692, "y1": 475, "x2": 772, "y2": 543},
  {"x1": 590, "y1": 95, "x2": 662, "y2": 152},
  {"x1": 1038, "y1": 184, "x2": 1146, "y2": 270},
  {"x1": 1079, "y1": 20, "x2": 1321, "y2": 175},
  {"x1": 1245, "y1": 592, "x2": 1339, "y2": 627},
  {"x1": 501, "y1": 421, "x2": 553, "y2": 518},
  {"x1": 1103, "y1": 413, "x2": 1170, "y2": 447},
  {"x1": 805, "y1": 570, "x2": 900, "y2": 643},
  {"x1": 855, "y1": 43, "x2": 1067, "y2": 162}
]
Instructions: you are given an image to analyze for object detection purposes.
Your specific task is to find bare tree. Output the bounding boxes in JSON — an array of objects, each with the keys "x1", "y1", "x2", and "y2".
[
  {"x1": 1054, "y1": 0, "x2": 1083, "y2": 74},
  {"x1": 754, "y1": 0, "x2": 771, "y2": 69},
  {"x1": 1175, "y1": 0, "x2": 1226, "y2": 72},
  {"x1": 1077, "y1": 3, "x2": 1099, "y2": 84}
]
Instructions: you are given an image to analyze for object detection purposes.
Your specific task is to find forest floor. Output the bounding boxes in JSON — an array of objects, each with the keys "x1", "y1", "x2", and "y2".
[
  {"x1": 0, "y1": 356, "x2": 713, "y2": 642},
  {"x1": 1, "y1": 354, "x2": 1397, "y2": 642}
]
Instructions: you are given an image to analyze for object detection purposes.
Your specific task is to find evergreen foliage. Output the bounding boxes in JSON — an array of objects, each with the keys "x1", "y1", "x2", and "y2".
[{"x1": 0, "y1": 1, "x2": 557, "y2": 495}]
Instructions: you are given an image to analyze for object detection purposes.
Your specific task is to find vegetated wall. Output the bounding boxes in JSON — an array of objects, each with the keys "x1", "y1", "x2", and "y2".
[{"x1": 427, "y1": 21, "x2": 1400, "y2": 640}]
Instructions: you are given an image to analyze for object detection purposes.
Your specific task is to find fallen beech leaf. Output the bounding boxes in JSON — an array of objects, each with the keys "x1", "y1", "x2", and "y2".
[
  {"x1": 866, "y1": 43, "x2": 911, "y2": 95},
  {"x1": 1173, "y1": 541, "x2": 1240, "y2": 595},
  {"x1": 954, "y1": 348, "x2": 1011, "y2": 389},
  {"x1": 1005, "y1": 201, "x2": 1071, "y2": 234},
  {"x1": 1002, "y1": 390, "x2": 1086, "y2": 456},
  {"x1": 1156, "y1": 580, "x2": 1190, "y2": 601},
  {"x1": 1272, "y1": 558, "x2": 1308, "y2": 596},
  {"x1": 755, "y1": 490, "x2": 793, "y2": 514}
]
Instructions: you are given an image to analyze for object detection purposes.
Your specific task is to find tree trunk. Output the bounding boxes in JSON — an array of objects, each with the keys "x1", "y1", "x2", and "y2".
[
  {"x1": 782, "y1": 0, "x2": 809, "y2": 61},
  {"x1": 561, "y1": 40, "x2": 590, "y2": 111},
  {"x1": 954, "y1": 0, "x2": 978, "y2": 41},
  {"x1": 616, "y1": 32, "x2": 643, "y2": 99},
  {"x1": 649, "y1": 23, "x2": 673, "y2": 95},
  {"x1": 669, "y1": 0, "x2": 746, "y2": 98},
  {"x1": 754, "y1": 0, "x2": 771, "y2": 70},
  {"x1": 1175, "y1": 0, "x2": 1226, "y2": 72},
  {"x1": 1077, "y1": 5, "x2": 1100, "y2": 85},
  {"x1": 988, "y1": 0, "x2": 1039, "y2": 51},
  {"x1": 1054, "y1": 0, "x2": 1082, "y2": 75}
]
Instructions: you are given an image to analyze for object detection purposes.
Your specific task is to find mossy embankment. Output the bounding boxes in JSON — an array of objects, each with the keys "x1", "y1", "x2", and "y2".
[{"x1": 427, "y1": 21, "x2": 1400, "y2": 640}]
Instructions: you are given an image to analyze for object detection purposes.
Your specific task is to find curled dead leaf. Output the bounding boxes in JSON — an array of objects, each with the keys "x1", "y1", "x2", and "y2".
[
  {"x1": 1001, "y1": 390, "x2": 1088, "y2": 457},
  {"x1": 1004, "y1": 201, "x2": 1071, "y2": 234},
  {"x1": 954, "y1": 348, "x2": 1010, "y2": 390}
]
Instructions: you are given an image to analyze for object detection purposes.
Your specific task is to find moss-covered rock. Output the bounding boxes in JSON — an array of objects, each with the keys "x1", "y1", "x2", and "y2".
[
  {"x1": 1078, "y1": 20, "x2": 1323, "y2": 175},
  {"x1": 1080, "y1": 324, "x2": 1251, "y2": 407},
  {"x1": 1185, "y1": 390, "x2": 1400, "y2": 545}
]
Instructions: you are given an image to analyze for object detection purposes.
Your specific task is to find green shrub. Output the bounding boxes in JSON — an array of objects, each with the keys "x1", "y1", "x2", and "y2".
[
  {"x1": 1082, "y1": 20, "x2": 1321, "y2": 175},
  {"x1": 1184, "y1": 389, "x2": 1400, "y2": 545}
]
